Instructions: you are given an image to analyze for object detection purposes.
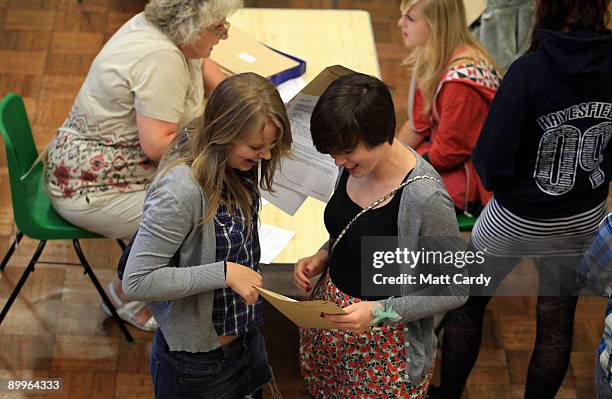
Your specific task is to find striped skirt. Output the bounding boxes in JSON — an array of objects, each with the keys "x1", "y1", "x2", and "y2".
[{"x1": 472, "y1": 197, "x2": 607, "y2": 257}]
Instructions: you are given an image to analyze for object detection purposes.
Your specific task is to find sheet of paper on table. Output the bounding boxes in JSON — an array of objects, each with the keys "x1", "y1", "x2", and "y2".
[
  {"x1": 254, "y1": 286, "x2": 346, "y2": 329},
  {"x1": 261, "y1": 183, "x2": 307, "y2": 216},
  {"x1": 258, "y1": 223, "x2": 296, "y2": 264},
  {"x1": 277, "y1": 76, "x2": 307, "y2": 104}
]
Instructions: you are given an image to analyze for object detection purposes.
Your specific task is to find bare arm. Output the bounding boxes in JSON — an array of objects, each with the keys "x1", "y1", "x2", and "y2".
[
  {"x1": 203, "y1": 59, "x2": 226, "y2": 97},
  {"x1": 397, "y1": 120, "x2": 425, "y2": 149},
  {"x1": 136, "y1": 114, "x2": 178, "y2": 163}
]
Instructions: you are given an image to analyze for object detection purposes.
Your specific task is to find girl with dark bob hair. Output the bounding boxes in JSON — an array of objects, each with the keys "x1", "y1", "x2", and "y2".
[{"x1": 293, "y1": 73, "x2": 468, "y2": 398}]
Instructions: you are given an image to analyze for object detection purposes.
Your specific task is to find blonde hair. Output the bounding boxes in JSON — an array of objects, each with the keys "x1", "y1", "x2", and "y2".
[
  {"x1": 161, "y1": 73, "x2": 292, "y2": 231},
  {"x1": 145, "y1": 0, "x2": 242, "y2": 45},
  {"x1": 401, "y1": 0, "x2": 501, "y2": 115}
]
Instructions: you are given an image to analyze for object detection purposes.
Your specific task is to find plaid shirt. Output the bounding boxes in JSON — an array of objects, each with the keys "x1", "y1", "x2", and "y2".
[
  {"x1": 577, "y1": 211, "x2": 612, "y2": 384},
  {"x1": 212, "y1": 177, "x2": 263, "y2": 336}
]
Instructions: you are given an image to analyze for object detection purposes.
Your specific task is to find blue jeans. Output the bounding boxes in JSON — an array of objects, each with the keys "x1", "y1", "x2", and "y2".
[
  {"x1": 150, "y1": 329, "x2": 272, "y2": 399},
  {"x1": 596, "y1": 355, "x2": 612, "y2": 399}
]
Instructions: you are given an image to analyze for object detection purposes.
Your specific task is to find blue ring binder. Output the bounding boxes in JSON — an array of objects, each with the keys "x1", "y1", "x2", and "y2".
[{"x1": 265, "y1": 46, "x2": 307, "y2": 86}]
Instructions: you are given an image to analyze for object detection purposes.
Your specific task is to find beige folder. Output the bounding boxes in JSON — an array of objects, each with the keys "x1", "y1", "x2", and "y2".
[
  {"x1": 464, "y1": 0, "x2": 487, "y2": 26},
  {"x1": 210, "y1": 25, "x2": 300, "y2": 78},
  {"x1": 254, "y1": 286, "x2": 346, "y2": 329}
]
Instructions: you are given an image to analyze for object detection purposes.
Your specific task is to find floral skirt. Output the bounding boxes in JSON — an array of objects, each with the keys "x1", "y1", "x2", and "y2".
[{"x1": 299, "y1": 273, "x2": 433, "y2": 399}]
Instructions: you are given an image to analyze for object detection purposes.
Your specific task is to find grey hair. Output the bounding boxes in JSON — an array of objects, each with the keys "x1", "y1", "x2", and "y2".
[{"x1": 144, "y1": 0, "x2": 243, "y2": 46}]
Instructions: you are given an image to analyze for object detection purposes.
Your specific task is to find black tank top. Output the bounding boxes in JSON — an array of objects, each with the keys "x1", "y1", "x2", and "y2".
[{"x1": 324, "y1": 169, "x2": 405, "y2": 300}]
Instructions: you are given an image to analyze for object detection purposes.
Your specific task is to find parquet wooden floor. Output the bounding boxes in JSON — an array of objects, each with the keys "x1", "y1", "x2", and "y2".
[{"x1": 0, "y1": 1, "x2": 609, "y2": 398}]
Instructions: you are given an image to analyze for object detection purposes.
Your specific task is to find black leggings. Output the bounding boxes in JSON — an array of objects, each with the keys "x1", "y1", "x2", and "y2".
[
  {"x1": 439, "y1": 295, "x2": 578, "y2": 399},
  {"x1": 432, "y1": 244, "x2": 580, "y2": 399}
]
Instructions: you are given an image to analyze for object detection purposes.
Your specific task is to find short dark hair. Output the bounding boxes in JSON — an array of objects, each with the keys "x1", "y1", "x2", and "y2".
[
  {"x1": 310, "y1": 73, "x2": 396, "y2": 154},
  {"x1": 529, "y1": 0, "x2": 611, "y2": 51}
]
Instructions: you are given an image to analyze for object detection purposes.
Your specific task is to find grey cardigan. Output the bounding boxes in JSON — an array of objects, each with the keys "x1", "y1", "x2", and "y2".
[
  {"x1": 327, "y1": 149, "x2": 468, "y2": 384},
  {"x1": 123, "y1": 153, "x2": 468, "y2": 383},
  {"x1": 123, "y1": 164, "x2": 227, "y2": 353}
]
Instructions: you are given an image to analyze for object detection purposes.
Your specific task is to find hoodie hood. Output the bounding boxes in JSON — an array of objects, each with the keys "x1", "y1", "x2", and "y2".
[{"x1": 537, "y1": 29, "x2": 612, "y2": 76}]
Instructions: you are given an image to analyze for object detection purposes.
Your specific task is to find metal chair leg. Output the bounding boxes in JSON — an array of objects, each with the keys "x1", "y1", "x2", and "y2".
[
  {"x1": 0, "y1": 240, "x2": 46, "y2": 324},
  {"x1": 72, "y1": 240, "x2": 134, "y2": 344},
  {"x1": 1, "y1": 231, "x2": 24, "y2": 271},
  {"x1": 116, "y1": 239, "x2": 126, "y2": 251}
]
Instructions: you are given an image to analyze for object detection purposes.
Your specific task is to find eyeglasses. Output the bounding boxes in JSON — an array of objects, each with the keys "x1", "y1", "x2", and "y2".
[{"x1": 209, "y1": 20, "x2": 230, "y2": 39}]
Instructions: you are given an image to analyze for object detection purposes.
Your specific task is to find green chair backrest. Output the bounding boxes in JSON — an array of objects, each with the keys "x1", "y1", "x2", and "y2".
[
  {"x1": 457, "y1": 213, "x2": 477, "y2": 232},
  {"x1": 0, "y1": 93, "x2": 44, "y2": 236},
  {"x1": 0, "y1": 93, "x2": 37, "y2": 176}
]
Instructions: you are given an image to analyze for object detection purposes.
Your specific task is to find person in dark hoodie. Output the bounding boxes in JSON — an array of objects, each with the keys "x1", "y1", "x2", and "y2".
[{"x1": 430, "y1": 1, "x2": 612, "y2": 398}]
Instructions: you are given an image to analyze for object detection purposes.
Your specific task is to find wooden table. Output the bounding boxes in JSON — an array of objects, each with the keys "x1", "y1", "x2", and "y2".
[{"x1": 229, "y1": 8, "x2": 381, "y2": 264}]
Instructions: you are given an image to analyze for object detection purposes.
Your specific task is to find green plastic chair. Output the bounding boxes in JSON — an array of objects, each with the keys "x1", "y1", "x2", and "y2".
[
  {"x1": 0, "y1": 93, "x2": 133, "y2": 343},
  {"x1": 457, "y1": 213, "x2": 477, "y2": 232}
]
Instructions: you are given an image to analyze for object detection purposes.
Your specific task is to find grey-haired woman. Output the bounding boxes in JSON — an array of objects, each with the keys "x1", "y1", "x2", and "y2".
[{"x1": 43, "y1": 0, "x2": 242, "y2": 331}]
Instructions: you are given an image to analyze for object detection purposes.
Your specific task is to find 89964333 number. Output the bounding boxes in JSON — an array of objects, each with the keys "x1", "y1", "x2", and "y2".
[{"x1": 0, "y1": 378, "x2": 63, "y2": 393}]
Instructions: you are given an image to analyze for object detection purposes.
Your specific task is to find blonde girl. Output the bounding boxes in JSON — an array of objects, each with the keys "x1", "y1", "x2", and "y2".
[
  {"x1": 123, "y1": 72, "x2": 291, "y2": 399},
  {"x1": 397, "y1": 0, "x2": 501, "y2": 215}
]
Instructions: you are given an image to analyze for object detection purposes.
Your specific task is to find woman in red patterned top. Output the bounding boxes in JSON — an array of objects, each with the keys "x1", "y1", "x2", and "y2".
[{"x1": 396, "y1": 0, "x2": 501, "y2": 215}]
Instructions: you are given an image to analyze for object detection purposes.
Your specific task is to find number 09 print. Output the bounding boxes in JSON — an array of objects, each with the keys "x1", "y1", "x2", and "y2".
[{"x1": 534, "y1": 120, "x2": 611, "y2": 195}]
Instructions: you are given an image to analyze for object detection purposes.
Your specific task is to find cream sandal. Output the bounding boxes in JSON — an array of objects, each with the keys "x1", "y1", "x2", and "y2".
[{"x1": 101, "y1": 281, "x2": 158, "y2": 332}]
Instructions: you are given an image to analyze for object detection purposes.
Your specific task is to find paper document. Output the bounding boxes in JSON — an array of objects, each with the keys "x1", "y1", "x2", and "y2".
[
  {"x1": 258, "y1": 224, "x2": 296, "y2": 264},
  {"x1": 277, "y1": 77, "x2": 307, "y2": 104},
  {"x1": 265, "y1": 66, "x2": 355, "y2": 214},
  {"x1": 261, "y1": 184, "x2": 307, "y2": 216},
  {"x1": 275, "y1": 93, "x2": 339, "y2": 202},
  {"x1": 254, "y1": 286, "x2": 346, "y2": 329}
]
